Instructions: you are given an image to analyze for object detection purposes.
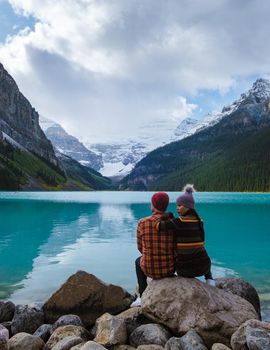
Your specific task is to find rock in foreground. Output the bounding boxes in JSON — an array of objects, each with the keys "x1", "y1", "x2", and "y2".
[
  {"x1": 231, "y1": 319, "x2": 270, "y2": 350},
  {"x1": 216, "y1": 278, "x2": 261, "y2": 319},
  {"x1": 141, "y1": 277, "x2": 258, "y2": 348},
  {"x1": 43, "y1": 271, "x2": 133, "y2": 327}
]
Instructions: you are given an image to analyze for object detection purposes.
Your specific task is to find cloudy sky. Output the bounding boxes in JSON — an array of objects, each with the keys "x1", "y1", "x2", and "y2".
[{"x1": 0, "y1": 0, "x2": 270, "y2": 143}]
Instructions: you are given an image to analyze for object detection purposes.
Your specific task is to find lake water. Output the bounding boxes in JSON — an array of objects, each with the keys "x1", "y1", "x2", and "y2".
[{"x1": 0, "y1": 191, "x2": 270, "y2": 320}]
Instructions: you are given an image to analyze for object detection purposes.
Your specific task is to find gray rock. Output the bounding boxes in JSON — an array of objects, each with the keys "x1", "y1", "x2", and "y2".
[
  {"x1": 80, "y1": 341, "x2": 107, "y2": 350},
  {"x1": 116, "y1": 307, "x2": 151, "y2": 335},
  {"x1": 165, "y1": 337, "x2": 183, "y2": 350},
  {"x1": 0, "y1": 322, "x2": 11, "y2": 337},
  {"x1": 51, "y1": 335, "x2": 83, "y2": 350},
  {"x1": 8, "y1": 332, "x2": 45, "y2": 350},
  {"x1": 181, "y1": 330, "x2": 207, "y2": 350},
  {"x1": 0, "y1": 301, "x2": 15, "y2": 322},
  {"x1": 52, "y1": 315, "x2": 83, "y2": 332},
  {"x1": 94, "y1": 313, "x2": 127, "y2": 347},
  {"x1": 142, "y1": 277, "x2": 258, "y2": 348},
  {"x1": 45, "y1": 325, "x2": 91, "y2": 350},
  {"x1": 165, "y1": 331, "x2": 207, "y2": 350},
  {"x1": 11, "y1": 305, "x2": 44, "y2": 335},
  {"x1": 0, "y1": 324, "x2": 9, "y2": 350},
  {"x1": 216, "y1": 278, "x2": 261, "y2": 319},
  {"x1": 33, "y1": 324, "x2": 53, "y2": 342},
  {"x1": 212, "y1": 344, "x2": 232, "y2": 350},
  {"x1": 137, "y1": 345, "x2": 164, "y2": 350},
  {"x1": 231, "y1": 319, "x2": 270, "y2": 350},
  {"x1": 43, "y1": 271, "x2": 133, "y2": 327},
  {"x1": 70, "y1": 343, "x2": 86, "y2": 350},
  {"x1": 129, "y1": 324, "x2": 171, "y2": 347},
  {"x1": 111, "y1": 345, "x2": 136, "y2": 350}
]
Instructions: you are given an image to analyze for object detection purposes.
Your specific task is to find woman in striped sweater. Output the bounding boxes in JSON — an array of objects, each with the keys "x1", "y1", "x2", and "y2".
[{"x1": 157, "y1": 184, "x2": 215, "y2": 285}]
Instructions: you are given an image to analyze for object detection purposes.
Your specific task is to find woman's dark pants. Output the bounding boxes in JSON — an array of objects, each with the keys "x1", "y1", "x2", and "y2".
[{"x1": 135, "y1": 256, "x2": 147, "y2": 296}]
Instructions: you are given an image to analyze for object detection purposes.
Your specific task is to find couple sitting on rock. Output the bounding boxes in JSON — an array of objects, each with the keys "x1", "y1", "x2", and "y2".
[{"x1": 131, "y1": 184, "x2": 215, "y2": 307}]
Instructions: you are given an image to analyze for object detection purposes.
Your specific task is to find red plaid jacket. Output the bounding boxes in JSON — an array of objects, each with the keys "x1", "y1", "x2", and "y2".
[{"x1": 137, "y1": 213, "x2": 176, "y2": 279}]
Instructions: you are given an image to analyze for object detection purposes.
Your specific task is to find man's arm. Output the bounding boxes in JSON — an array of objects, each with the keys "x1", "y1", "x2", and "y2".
[
  {"x1": 137, "y1": 221, "x2": 143, "y2": 253},
  {"x1": 156, "y1": 217, "x2": 178, "y2": 231}
]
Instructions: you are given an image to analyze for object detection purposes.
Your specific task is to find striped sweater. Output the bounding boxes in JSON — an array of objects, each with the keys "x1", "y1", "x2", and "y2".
[{"x1": 158, "y1": 215, "x2": 211, "y2": 277}]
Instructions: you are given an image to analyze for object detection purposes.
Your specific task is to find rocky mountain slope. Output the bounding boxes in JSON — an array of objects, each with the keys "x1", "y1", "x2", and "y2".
[
  {"x1": 0, "y1": 63, "x2": 58, "y2": 167},
  {"x1": 40, "y1": 117, "x2": 103, "y2": 171},
  {"x1": 120, "y1": 79, "x2": 270, "y2": 191},
  {"x1": 0, "y1": 63, "x2": 110, "y2": 191}
]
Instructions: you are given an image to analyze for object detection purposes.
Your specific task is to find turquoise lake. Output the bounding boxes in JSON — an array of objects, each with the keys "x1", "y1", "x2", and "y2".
[{"x1": 0, "y1": 191, "x2": 270, "y2": 320}]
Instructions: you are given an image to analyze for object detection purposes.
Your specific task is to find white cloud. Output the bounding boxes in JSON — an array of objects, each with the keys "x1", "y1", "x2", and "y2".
[{"x1": 1, "y1": 0, "x2": 270, "y2": 142}]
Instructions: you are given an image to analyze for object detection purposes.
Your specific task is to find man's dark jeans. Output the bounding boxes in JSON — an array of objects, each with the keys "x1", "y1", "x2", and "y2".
[{"x1": 135, "y1": 256, "x2": 147, "y2": 296}]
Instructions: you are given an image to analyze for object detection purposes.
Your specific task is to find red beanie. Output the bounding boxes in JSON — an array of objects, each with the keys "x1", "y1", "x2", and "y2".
[{"x1": 151, "y1": 192, "x2": 169, "y2": 212}]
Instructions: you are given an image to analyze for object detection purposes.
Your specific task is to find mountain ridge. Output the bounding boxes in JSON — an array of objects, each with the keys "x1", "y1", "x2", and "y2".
[{"x1": 120, "y1": 78, "x2": 270, "y2": 191}]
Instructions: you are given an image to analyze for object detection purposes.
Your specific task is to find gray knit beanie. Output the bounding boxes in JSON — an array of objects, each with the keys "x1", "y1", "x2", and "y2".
[{"x1": 176, "y1": 184, "x2": 195, "y2": 209}]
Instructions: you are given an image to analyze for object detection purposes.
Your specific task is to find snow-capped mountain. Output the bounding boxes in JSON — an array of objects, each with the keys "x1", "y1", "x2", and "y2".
[
  {"x1": 40, "y1": 116, "x2": 103, "y2": 171},
  {"x1": 40, "y1": 78, "x2": 270, "y2": 179}
]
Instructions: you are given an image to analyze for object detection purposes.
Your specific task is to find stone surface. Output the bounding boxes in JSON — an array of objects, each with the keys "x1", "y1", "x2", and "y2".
[
  {"x1": 165, "y1": 337, "x2": 183, "y2": 350},
  {"x1": 137, "y1": 345, "x2": 164, "y2": 350},
  {"x1": 129, "y1": 323, "x2": 171, "y2": 347},
  {"x1": 165, "y1": 331, "x2": 207, "y2": 350},
  {"x1": 11, "y1": 305, "x2": 44, "y2": 335},
  {"x1": 231, "y1": 319, "x2": 270, "y2": 350},
  {"x1": 94, "y1": 313, "x2": 127, "y2": 347},
  {"x1": 212, "y1": 344, "x2": 232, "y2": 350},
  {"x1": 80, "y1": 341, "x2": 107, "y2": 350},
  {"x1": 180, "y1": 330, "x2": 207, "y2": 350},
  {"x1": 69, "y1": 343, "x2": 86, "y2": 350},
  {"x1": 142, "y1": 277, "x2": 258, "y2": 348},
  {"x1": 216, "y1": 278, "x2": 261, "y2": 318},
  {"x1": 8, "y1": 332, "x2": 45, "y2": 350},
  {"x1": 116, "y1": 307, "x2": 151, "y2": 335},
  {"x1": 0, "y1": 301, "x2": 15, "y2": 322},
  {"x1": 45, "y1": 325, "x2": 91, "y2": 350},
  {"x1": 111, "y1": 345, "x2": 136, "y2": 350},
  {"x1": 50, "y1": 335, "x2": 83, "y2": 350},
  {"x1": 43, "y1": 271, "x2": 133, "y2": 327},
  {"x1": 0, "y1": 324, "x2": 9, "y2": 350},
  {"x1": 33, "y1": 324, "x2": 53, "y2": 342},
  {"x1": 52, "y1": 315, "x2": 83, "y2": 332},
  {"x1": 1, "y1": 322, "x2": 11, "y2": 337}
]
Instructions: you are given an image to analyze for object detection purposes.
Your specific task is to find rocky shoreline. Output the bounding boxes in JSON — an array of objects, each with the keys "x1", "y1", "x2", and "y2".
[{"x1": 0, "y1": 270, "x2": 269, "y2": 350}]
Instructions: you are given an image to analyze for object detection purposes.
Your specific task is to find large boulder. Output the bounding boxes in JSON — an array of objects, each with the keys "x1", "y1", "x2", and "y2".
[
  {"x1": 129, "y1": 324, "x2": 172, "y2": 347},
  {"x1": 43, "y1": 271, "x2": 133, "y2": 327},
  {"x1": 94, "y1": 313, "x2": 127, "y2": 347},
  {"x1": 8, "y1": 332, "x2": 44, "y2": 350},
  {"x1": 11, "y1": 305, "x2": 44, "y2": 335},
  {"x1": 216, "y1": 278, "x2": 261, "y2": 319},
  {"x1": 231, "y1": 319, "x2": 270, "y2": 350},
  {"x1": 141, "y1": 277, "x2": 258, "y2": 348},
  {"x1": 0, "y1": 301, "x2": 15, "y2": 322}
]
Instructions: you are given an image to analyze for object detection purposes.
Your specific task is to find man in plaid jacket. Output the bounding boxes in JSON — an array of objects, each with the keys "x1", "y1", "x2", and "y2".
[{"x1": 131, "y1": 192, "x2": 176, "y2": 307}]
